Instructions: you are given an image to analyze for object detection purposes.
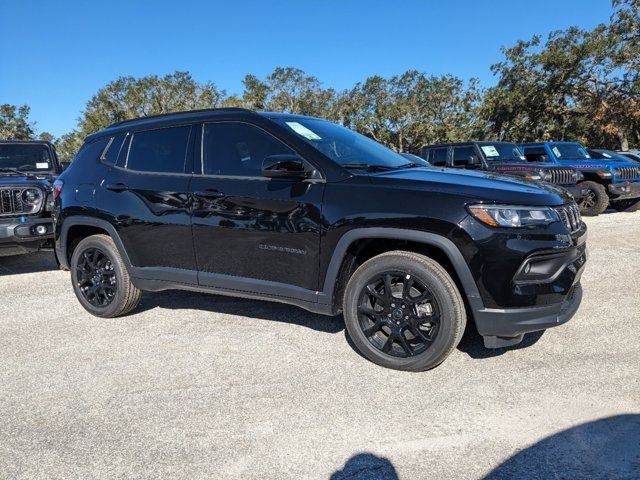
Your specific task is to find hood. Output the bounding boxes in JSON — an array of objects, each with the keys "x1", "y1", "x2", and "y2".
[
  {"x1": 560, "y1": 158, "x2": 638, "y2": 171},
  {"x1": 0, "y1": 172, "x2": 54, "y2": 187},
  {"x1": 491, "y1": 161, "x2": 570, "y2": 170},
  {"x1": 368, "y1": 167, "x2": 571, "y2": 206}
]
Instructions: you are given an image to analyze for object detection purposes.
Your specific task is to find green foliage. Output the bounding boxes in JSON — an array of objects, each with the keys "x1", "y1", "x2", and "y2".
[
  {"x1": 0, "y1": 104, "x2": 35, "y2": 140},
  {"x1": 483, "y1": 0, "x2": 640, "y2": 149}
]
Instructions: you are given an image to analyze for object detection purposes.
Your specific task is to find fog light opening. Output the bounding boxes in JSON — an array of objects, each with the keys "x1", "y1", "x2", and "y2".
[{"x1": 35, "y1": 225, "x2": 48, "y2": 235}]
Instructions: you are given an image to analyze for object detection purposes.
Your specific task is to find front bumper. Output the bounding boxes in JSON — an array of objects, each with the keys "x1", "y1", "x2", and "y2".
[
  {"x1": 608, "y1": 181, "x2": 640, "y2": 200},
  {"x1": 0, "y1": 217, "x2": 53, "y2": 256},
  {"x1": 563, "y1": 184, "x2": 589, "y2": 201},
  {"x1": 469, "y1": 228, "x2": 587, "y2": 348}
]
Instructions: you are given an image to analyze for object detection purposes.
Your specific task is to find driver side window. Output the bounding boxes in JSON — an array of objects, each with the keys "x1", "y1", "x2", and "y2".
[
  {"x1": 452, "y1": 146, "x2": 476, "y2": 167},
  {"x1": 203, "y1": 122, "x2": 296, "y2": 177}
]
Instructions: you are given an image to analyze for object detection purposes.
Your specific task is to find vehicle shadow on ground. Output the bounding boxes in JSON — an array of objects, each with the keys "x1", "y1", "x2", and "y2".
[
  {"x1": 330, "y1": 453, "x2": 398, "y2": 480},
  {"x1": 0, "y1": 251, "x2": 58, "y2": 276},
  {"x1": 456, "y1": 324, "x2": 544, "y2": 359},
  {"x1": 138, "y1": 290, "x2": 344, "y2": 334},
  {"x1": 330, "y1": 416, "x2": 640, "y2": 479},
  {"x1": 484, "y1": 414, "x2": 640, "y2": 479}
]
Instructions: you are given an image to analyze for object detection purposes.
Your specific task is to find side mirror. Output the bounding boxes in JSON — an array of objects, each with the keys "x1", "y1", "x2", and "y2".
[
  {"x1": 262, "y1": 154, "x2": 309, "y2": 179},
  {"x1": 60, "y1": 162, "x2": 71, "y2": 171}
]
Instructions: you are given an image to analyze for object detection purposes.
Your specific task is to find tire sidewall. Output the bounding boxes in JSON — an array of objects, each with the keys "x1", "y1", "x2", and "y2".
[
  {"x1": 70, "y1": 236, "x2": 129, "y2": 318},
  {"x1": 343, "y1": 253, "x2": 463, "y2": 371},
  {"x1": 579, "y1": 181, "x2": 609, "y2": 216}
]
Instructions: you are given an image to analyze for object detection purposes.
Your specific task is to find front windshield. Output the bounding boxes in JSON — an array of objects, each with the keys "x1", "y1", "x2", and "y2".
[
  {"x1": 551, "y1": 143, "x2": 590, "y2": 160},
  {"x1": 0, "y1": 144, "x2": 53, "y2": 172},
  {"x1": 479, "y1": 143, "x2": 525, "y2": 162},
  {"x1": 589, "y1": 150, "x2": 628, "y2": 161},
  {"x1": 275, "y1": 118, "x2": 411, "y2": 169}
]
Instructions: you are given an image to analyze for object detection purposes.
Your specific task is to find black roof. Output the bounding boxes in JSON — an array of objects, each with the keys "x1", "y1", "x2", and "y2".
[
  {"x1": 423, "y1": 140, "x2": 518, "y2": 149},
  {"x1": 85, "y1": 108, "x2": 325, "y2": 142},
  {"x1": 0, "y1": 139, "x2": 55, "y2": 146}
]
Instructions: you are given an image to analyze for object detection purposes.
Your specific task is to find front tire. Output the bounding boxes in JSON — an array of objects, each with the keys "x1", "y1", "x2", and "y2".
[
  {"x1": 70, "y1": 234, "x2": 142, "y2": 318},
  {"x1": 578, "y1": 181, "x2": 609, "y2": 216},
  {"x1": 343, "y1": 251, "x2": 466, "y2": 371}
]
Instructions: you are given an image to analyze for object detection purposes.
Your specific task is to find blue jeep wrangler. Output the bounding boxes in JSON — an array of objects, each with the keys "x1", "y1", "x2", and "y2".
[{"x1": 520, "y1": 141, "x2": 640, "y2": 216}]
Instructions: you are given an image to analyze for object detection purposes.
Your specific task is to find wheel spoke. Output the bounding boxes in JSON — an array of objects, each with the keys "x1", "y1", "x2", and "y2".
[
  {"x1": 381, "y1": 334, "x2": 394, "y2": 353},
  {"x1": 362, "y1": 319, "x2": 384, "y2": 337},
  {"x1": 383, "y1": 274, "x2": 393, "y2": 301},
  {"x1": 402, "y1": 277, "x2": 414, "y2": 301},
  {"x1": 408, "y1": 323, "x2": 430, "y2": 343},
  {"x1": 397, "y1": 331, "x2": 414, "y2": 356},
  {"x1": 365, "y1": 285, "x2": 386, "y2": 304},
  {"x1": 358, "y1": 305, "x2": 380, "y2": 318}
]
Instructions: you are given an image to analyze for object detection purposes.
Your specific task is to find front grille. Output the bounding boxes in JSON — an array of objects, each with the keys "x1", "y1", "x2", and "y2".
[
  {"x1": 0, "y1": 187, "x2": 39, "y2": 216},
  {"x1": 549, "y1": 168, "x2": 576, "y2": 185},
  {"x1": 554, "y1": 203, "x2": 582, "y2": 233},
  {"x1": 615, "y1": 166, "x2": 640, "y2": 181}
]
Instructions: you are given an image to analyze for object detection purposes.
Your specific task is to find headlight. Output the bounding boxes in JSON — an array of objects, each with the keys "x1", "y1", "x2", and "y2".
[
  {"x1": 596, "y1": 170, "x2": 612, "y2": 178},
  {"x1": 22, "y1": 188, "x2": 42, "y2": 205},
  {"x1": 468, "y1": 204, "x2": 559, "y2": 228},
  {"x1": 539, "y1": 170, "x2": 553, "y2": 182}
]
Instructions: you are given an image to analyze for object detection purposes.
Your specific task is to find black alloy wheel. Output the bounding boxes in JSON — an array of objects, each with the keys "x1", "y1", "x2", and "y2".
[
  {"x1": 75, "y1": 247, "x2": 117, "y2": 307},
  {"x1": 357, "y1": 271, "x2": 440, "y2": 358}
]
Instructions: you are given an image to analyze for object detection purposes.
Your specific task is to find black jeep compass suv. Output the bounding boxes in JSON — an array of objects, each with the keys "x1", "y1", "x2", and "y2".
[{"x1": 53, "y1": 109, "x2": 587, "y2": 371}]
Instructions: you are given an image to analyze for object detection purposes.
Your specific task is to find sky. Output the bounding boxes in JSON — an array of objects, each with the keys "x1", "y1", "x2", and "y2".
[{"x1": 1, "y1": 0, "x2": 614, "y2": 138}]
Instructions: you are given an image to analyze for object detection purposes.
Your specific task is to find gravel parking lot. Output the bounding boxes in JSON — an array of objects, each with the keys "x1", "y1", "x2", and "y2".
[{"x1": 1, "y1": 211, "x2": 639, "y2": 479}]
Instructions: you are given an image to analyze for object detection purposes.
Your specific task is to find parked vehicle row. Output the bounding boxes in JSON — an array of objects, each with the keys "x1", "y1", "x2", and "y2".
[{"x1": 419, "y1": 140, "x2": 640, "y2": 216}]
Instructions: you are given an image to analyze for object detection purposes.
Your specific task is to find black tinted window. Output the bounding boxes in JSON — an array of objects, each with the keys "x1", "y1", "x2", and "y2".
[
  {"x1": 74, "y1": 138, "x2": 109, "y2": 165},
  {"x1": 452, "y1": 146, "x2": 476, "y2": 166},
  {"x1": 204, "y1": 122, "x2": 295, "y2": 176},
  {"x1": 430, "y1": 148, "x2": 448, "y2": 166},
  {"x1": 127, "y1": 126, "x2": 191, "y2": 173},
  {"x1": 101, "y1": 134, "x2": 126, "y2": 165}
]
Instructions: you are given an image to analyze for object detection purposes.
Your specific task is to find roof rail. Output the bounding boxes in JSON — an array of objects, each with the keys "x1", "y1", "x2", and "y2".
[{"x1": 107, "y1": 107, "x2": 254, "y2": 128}]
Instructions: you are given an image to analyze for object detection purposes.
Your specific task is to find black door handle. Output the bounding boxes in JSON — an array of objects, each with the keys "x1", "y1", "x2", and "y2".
[
  {"x1": 193, "y1": 189, "x2": 225, "y2": 199},
  {"x1": 105, "y1": 183, "x2": 129, "y2": 192}
]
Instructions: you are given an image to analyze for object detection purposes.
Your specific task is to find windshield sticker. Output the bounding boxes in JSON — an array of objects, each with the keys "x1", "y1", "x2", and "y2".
[
  {"x1": 36, "y1": 162, "x2": 49, "y2": 169},
  {"x1": 480, "y1": 145, "x2": 500, "y2": 157},
  {"x1": 285, "y1": 122, "x2": 322, "y2": 140},
  {"x1": 552, "y1": 146, "x2": 562, "y2": 158}
]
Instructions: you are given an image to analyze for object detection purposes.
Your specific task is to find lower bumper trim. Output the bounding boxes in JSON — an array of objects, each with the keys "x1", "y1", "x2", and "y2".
[{"x1": 474, "y1": 283, "x2": 583, "y2": 339}]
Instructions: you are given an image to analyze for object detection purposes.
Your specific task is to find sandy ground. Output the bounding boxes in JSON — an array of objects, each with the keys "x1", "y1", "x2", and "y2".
[{"x1": 0, "y1": 210, "x2": 638, "y2": 479}]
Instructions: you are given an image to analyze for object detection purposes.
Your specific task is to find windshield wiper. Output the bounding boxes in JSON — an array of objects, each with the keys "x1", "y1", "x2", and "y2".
[
  {"x1": 0, "y1": 167, "x2": 22, "y2": 174},
  {"x1": 342, "y1": 162, "x2": 417, "y2": 172},
  {"x1": 341, "y1": 163, "x2": 396, "y2": 172}
]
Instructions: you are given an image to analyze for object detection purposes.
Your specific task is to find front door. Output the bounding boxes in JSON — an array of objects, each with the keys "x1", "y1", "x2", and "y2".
[{"x1": 190, "y1": 121, "x2": 324, "y2": 293}]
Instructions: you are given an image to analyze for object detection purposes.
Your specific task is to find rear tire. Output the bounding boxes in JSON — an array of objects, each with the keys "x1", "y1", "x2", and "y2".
[
  {"x1": 578, "y1": 181, "x2": 609, "y2": 216},
  {"x1": 611, "y1": 198, "x2": 640, "y2": 212},
  {"x1": 70, "y1": 234, "x2": 142, "y2": 318},
  {"x1": 343, "y1": 251, "x2": 466, "y2": 371}
]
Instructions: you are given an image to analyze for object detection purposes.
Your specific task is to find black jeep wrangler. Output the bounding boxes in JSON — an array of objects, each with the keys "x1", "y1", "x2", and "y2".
[
  {"x1": 0, "y1": 140, "x2": 63, "y2": 256},
  {"x1": 421, "y1": 141, "x2": 587, "y2": 201},
  {"x1": 53, "y1": 109, "x2": 587, "y2": 371}
]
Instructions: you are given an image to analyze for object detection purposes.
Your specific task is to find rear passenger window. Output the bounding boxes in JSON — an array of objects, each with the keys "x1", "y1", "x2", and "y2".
[
  {"x1": 100, "y1": 134, "x2": 126, "y2": 165},
  {"x1": 430, "y1": 148, "x2": 448, "y2": 166},
  {"x1": 127, "y1": 126, "x2": 192, "y2": 174},
  {"x1": 203, "y1": 122, "x2": 295, "y2": 176}
]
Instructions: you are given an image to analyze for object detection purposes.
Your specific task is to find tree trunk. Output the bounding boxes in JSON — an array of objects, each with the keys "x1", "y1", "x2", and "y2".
[{"x1": 618, "y1": 131, "x2": 629, "y2": 151}]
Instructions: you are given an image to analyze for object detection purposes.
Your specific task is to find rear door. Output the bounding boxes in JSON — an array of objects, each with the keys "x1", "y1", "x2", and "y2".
[{"x1": 100, "y1": 124, "x2": 197, "y2": 278}]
